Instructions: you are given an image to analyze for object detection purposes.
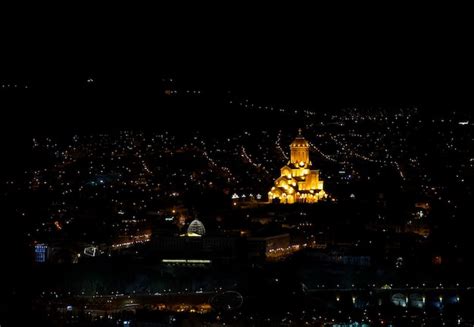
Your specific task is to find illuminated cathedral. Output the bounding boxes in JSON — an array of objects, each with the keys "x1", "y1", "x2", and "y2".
[{"x1": 268, "y1": 129, "x2": 327, "y2": 204}]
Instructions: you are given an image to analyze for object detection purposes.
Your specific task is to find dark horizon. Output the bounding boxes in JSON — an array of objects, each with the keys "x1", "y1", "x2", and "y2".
[{"x1": 2, "y1": 10, "x2": 472, "y2": 125}]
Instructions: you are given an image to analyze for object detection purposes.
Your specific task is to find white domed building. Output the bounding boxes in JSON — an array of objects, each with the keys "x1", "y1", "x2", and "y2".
[{"x1": 186, "y1": 218, "x2": 206, "y2": 237}]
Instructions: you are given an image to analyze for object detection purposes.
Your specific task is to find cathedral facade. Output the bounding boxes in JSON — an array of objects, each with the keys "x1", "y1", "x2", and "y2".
[{"x1": 268, "y1": 130, "x2": 326, "y2": 204}]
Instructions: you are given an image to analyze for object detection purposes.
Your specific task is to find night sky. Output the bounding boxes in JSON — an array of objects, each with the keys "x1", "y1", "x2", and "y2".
[{"x1": 1, "y1": 9, "x2": 472, "y2": 144}]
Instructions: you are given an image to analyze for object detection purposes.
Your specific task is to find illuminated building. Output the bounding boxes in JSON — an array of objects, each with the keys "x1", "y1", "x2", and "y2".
[
  {"x1": 268, "y1": 129, "x2": 326, "y2": 203},
  {"x1": 152, "y1": 234, "x2": 241, "y2": 264},
  {"x1": 185, "y1": 218, "x2": 206, "y2": 237},
  {"x1": 34, "y1": 243, "x2": 48, "y2": 263}
]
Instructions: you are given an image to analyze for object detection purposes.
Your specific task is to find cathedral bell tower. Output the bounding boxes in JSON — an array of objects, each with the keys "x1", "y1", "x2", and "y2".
[{"x1": 290, "y1": 128, "x2": 310, "y2": 166}]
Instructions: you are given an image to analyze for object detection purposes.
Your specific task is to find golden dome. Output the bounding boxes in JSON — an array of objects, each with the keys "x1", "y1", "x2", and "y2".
[
  {"x1": 290, "y1": 128, "x2": 309, "y2": 147},
  {"x1": 290, "y1": 137, "x2": 309, "y2": 147}
]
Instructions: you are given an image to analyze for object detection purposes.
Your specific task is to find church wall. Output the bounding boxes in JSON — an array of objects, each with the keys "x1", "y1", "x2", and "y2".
[{"x1": 281, "y1": 166, "x2": 292, "y2": 177}]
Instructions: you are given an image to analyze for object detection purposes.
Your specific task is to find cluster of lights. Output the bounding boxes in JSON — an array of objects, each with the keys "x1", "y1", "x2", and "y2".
[{"x1": 111, "y1": 234, "x2": 150, "y2": 249}]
